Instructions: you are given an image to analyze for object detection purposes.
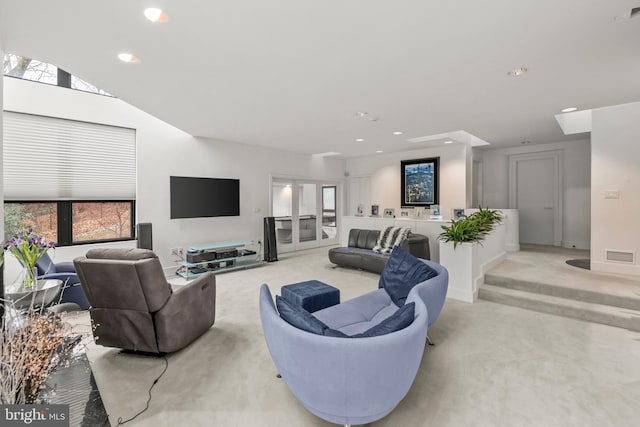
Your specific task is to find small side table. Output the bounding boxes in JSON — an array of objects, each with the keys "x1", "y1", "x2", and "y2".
[
  {"x1": 6, "y1": 279, "x2": 62, "y2": 309},
  {"x1": 281, "y1": 280, "x2": 340, "y2": 313}
]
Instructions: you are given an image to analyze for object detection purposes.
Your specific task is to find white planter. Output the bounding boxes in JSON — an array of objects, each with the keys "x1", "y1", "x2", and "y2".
[{"x1": 439, "y1": 222, "x2": 507, "y2": 303}]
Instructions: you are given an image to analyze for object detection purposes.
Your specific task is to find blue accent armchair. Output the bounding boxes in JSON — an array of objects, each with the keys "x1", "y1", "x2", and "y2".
[
  {"x1": 259, "y1": 259, "x2": 448, "y2": 425},
  {"x1": 37, "y1": 252, "x2": 90, "y2": 310}
]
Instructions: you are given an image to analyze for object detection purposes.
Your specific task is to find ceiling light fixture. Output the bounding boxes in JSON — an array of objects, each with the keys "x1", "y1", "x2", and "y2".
[
  {"x1": 443, "y1": 140, "x2": 453, "y2": 144},
  {"x1": 144, "y1": 8, "x2": 169, "y2": 23},
  {"x1": 355, "y1": 112, "x2": 368, "y2": 117},
  {"x1": 392, "y1": 131, "x2": 403, "y2": 135},
  {"x1": 520, "y1": 140, "x2": 532, "y2": 145},
  {"x1": 561, "y1": 107, "x2": 578, "y2": 113},
  {"x1": 507, "y1": 67, "x2": 528, "y2": 76},
  {"x1": 355, "y1": 138, "x2": 365, "y2": 142},
  {"x1": 117, "y1": 53, "x2": 138, "y2": 63},
  {"x1": 376, "y1": 150, "x2": 383, "y2": 153}
]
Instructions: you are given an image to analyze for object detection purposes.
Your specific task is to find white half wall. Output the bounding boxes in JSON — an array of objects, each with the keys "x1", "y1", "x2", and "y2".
[
  {"x1": 479, "y1": 139, "x2": 591, "y2": 249},
  {"x1": 346, "y1": 144, "x2": 469, "y2": 219},
  {"x1": 590, "y1": 101, "x2": 640, "y2": 276},
  {"x1": 3, "y1": 77, "x2": 347, "y2": 270}
]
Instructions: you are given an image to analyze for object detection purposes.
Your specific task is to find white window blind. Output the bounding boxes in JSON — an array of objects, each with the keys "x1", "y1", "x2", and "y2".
[{"x1": 3, "y1": 112, "x2": 136, "y2": 200}]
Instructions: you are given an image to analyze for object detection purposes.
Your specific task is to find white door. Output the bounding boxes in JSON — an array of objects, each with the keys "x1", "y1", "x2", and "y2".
[
  {"x1": 516, "y1": 157, "x2": 556, "y2": 245},
  {"x1": 271, "y1": 178, "x2": 340, "y2": 253}
]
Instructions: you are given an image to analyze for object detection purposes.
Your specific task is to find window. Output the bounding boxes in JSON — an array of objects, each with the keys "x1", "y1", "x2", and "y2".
[
  {"x1": 72, "y1": 202, "x2": 133, "y2": 243},
  {"x1": 3, "y1": 113, "x2": 137, "y2": 246},
  {"x1": 4, "y1": 202, "x2": 58, "y2": 242},
  {"x1": 3, "y1": 53, "x2": 111, "y2": 96},
  {"x1": 3, "y1": 54, "x2": 57, "y2": 85},
  {"x1": 4, "y1": 201, "x2": 134, "y2": 246}
]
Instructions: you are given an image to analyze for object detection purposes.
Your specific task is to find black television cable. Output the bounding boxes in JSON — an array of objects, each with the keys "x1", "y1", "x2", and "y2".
[{"x1": 114, "y1": 355, "x2": 169, "y2": 426}]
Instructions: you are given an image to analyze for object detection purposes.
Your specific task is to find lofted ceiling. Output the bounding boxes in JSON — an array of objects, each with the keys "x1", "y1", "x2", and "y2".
[{"x1": 1, "y1": 0, "x2": 639, "y2": 158}]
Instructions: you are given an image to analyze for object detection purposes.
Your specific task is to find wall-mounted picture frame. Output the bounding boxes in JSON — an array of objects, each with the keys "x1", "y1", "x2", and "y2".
[
  {"x1": 383, "y1": 208, "x2": 395, "y2": 218},
  {"x1": 453, "y1": 208, "x2": 465, "y2": 220},
  {"x1": 401, "y1": 157, "x2": 439, "y2": 208}
]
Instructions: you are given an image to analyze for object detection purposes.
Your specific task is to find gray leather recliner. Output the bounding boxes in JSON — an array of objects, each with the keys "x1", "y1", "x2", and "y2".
[{"x1": 74, "y1": 248, "x2": 216, "y2": 354}]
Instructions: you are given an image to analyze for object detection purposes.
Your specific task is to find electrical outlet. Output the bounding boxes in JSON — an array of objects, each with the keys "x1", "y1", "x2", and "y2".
[{"x1": 171, "y1": 247, "x2": 183, "y2": 257}]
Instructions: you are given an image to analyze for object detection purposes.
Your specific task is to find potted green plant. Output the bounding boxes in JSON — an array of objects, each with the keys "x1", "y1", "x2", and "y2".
[{"x1": 438, "y1": 206, "x2": 502, "y2": 248}]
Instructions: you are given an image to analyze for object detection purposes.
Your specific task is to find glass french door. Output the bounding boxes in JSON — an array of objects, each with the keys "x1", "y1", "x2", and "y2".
[{"x1": 271, "y1": 178, "x2": 339, "y2": 252}]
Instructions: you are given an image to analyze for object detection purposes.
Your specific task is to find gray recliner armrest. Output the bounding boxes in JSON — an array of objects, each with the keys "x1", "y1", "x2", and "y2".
[{"x1": 154, "y1": 272, "x2": 216, "y2": 353}]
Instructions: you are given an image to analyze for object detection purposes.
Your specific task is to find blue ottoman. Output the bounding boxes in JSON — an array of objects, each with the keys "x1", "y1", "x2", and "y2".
[{"x1": 281, "y1": 280, "x2": 340, "y2": 313}]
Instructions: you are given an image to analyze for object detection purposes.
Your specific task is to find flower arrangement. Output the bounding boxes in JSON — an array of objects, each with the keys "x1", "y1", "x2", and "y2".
[{"x1": 3, "y1": 228, "x2": 56, "y2": 287}]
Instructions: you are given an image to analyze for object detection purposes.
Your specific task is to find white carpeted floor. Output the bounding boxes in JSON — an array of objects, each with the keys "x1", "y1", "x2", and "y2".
[{"x1": 68, "y1": 247, "x2": 640, "y2": 426}]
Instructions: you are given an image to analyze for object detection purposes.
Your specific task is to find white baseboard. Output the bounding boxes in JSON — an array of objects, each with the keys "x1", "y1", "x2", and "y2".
[
  {"x1": 446, "y1": 287, "x2": 475, "y2": 303},
  {"x1": 591, "y1": 261, "x2": 640, "y2": 277}
]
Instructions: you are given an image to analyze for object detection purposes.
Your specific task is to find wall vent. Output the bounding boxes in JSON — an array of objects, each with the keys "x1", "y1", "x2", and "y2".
[{"x1": 606, "y1": 250, "x2": 635, "y2": 263}]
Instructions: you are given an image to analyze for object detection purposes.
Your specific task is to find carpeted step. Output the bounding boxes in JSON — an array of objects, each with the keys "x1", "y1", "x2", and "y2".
[
  {"x1": 479, "y1": 284, "x2": 640, "y2": 332},
  {"x1": 484, "y1": 272, "x2": 640, "y2": 311}
]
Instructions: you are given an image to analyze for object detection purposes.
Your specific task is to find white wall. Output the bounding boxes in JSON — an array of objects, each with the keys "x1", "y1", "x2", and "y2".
[
  {"x1": 591, "y1": 102, "x2": 640, "y2": 276},
  {"x1": 0, "y1": 46, "x2": 4, "y2": 244},
  {"x1": 479, "y1": 139, "x2": 591, "y2": 249},
  {"x1": 3, "y1": 77, "x2": 346, "y2": 270},
  {"x1": 346, "y1": 144, "x2": 470, "y2": 219}
]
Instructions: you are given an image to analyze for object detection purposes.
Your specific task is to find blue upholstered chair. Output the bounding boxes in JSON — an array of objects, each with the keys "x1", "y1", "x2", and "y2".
[
  {"x1": 37, "y1": 252, "x2": 90, "y2": 310},
  {"x1": 259, "y1": 259, "x2": 448, "y2": 426}
]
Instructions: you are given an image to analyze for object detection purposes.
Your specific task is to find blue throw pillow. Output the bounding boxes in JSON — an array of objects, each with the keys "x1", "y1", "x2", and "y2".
[
  {"x1": 352, "y1": 302, "x2": 415, "y2": 338},
  {"x1": 379, "y1": 246, "x2": 438, "y2": 306},
  {"x1": 276, "y1": 296, "x2": 348, "y2": 337}
]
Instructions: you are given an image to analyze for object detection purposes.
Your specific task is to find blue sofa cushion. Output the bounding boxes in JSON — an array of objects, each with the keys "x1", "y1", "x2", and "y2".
[
  {"x1": 276, "y1": 295, "x2": 349, "y2": 337},
  {"x1": 380, "y1": 246, "x2": 437, "y2": 307},
  {"x1": 352, "y1": 302, "x2": 415, "y2": 338}
]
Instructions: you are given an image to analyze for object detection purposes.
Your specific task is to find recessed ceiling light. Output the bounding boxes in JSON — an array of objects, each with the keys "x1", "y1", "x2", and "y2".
[
  {"x1": 144, "y1": 8, "x2": 169, "y2": 23},
  {"x1": 376, "y1": 150, "x2": 383, "y2": 153},
  {"x1": 561, "y1": 107, "x2": 578, "y2": 113},
  {"x1": 520, "y1": 140, "x2": 532, "y2": 145},
  {"x1": 443, "y1": 140, "x2": 453, "y2": 144},
  {"x1": 392, "y1": 131, "x2": 403, "y2": 135},
  {"x1": 117, "y1": 53, "x2": 138, "y2": 63},
  {"x1": 507, "y1": 67, "x2": 528, "y2": 76},
  {"x1": 355, "y1": 112, "x2": 368, "y2": 117},
  {"x1": 355, "y1": 138, "x2": 365, "y2": 142}
]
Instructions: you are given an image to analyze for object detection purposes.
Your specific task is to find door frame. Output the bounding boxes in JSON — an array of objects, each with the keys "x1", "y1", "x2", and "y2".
[
  {"x1": 508, "y1": 150, "x2": 563, "y2": 246},
  {"x1": 269, "y1": 175, "x2": 342, "y2": 253}
]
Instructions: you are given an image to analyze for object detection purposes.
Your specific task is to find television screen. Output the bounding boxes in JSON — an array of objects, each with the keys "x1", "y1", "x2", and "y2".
[{"x1": 170, "y1": 176, "x2": 240, "y2": 219}]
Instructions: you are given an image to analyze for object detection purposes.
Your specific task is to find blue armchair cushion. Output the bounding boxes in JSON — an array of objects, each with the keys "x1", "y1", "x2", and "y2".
[
  {"x1": 276, "y1": 296, "x2": 348, "y2": 337},
  {"x1": 380, "y1": 246, "x2": 437, "y2": 307},
  {"x1": 352, "y1": 302, "x2": 415, "y2": 338},
  {"x1": 277, "y1": 295, "x2": 415, "y2": 338}
]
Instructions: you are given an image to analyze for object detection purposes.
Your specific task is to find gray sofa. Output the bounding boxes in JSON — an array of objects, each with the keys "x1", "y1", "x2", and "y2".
[
  {"x1": 259, "y1": 258, "x2": 448, "y2": 425},
  {"x1": 328, "y1": 228, "x2": 430, "y2": 273}
]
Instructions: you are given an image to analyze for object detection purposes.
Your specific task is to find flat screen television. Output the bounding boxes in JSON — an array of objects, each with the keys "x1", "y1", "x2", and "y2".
[{"x1": 170, "y1": 176, "x2": 240, "y2": 219}]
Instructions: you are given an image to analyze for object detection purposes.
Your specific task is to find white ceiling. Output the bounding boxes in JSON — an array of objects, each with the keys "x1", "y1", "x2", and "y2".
[{"x1": 1, "y1": 1, "x2": 639, "y2": 158}]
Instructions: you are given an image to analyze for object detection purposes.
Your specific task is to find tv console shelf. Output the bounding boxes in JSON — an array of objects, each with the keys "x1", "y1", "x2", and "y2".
[{"x1": 176, "y1": 239, "x2": 264, "y2": 280}]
